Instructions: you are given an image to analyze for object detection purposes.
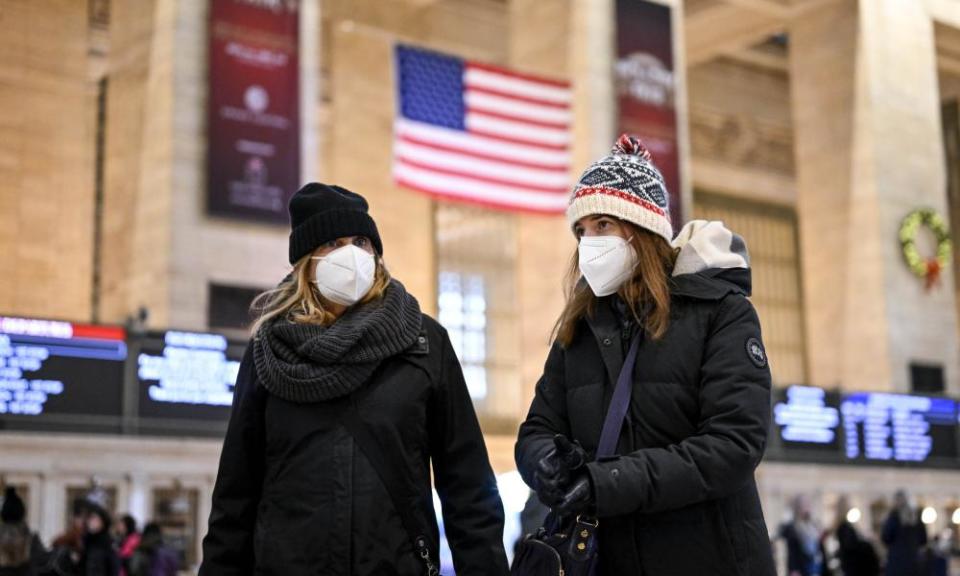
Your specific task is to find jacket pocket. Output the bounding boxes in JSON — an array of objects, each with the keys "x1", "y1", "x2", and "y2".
[{"x1": 639, "y1": 502, "x2": 743, "y2": 576}]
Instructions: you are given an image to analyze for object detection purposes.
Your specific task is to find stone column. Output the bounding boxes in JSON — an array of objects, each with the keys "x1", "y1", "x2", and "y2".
[
  {"x1": 791, "y1": 0, "x2": 959, "y2": 393},
  {"x1": 508, "y1": 0, "x2": 577, "y2": 413},
  {"x1": 789, "y1": 0, "x2": 859, "y2": 389},
  {"x1": 0, "y1": 1, "x2": 96, "y2": 321},
  {"x1": 845, "y1": 0, "x2": 958, "y2": 393},
  {"x1": 99, "y1": 0, "x2": 176, "y2": 327}
]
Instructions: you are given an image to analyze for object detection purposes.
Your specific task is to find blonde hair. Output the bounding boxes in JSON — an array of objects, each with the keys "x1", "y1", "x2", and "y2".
[
  {"x1": 250, "y1": 252, "x2": 392, "y2": 335},
  {"x1": 553, "y1": 224, "x2": 678, "y2": 347}
]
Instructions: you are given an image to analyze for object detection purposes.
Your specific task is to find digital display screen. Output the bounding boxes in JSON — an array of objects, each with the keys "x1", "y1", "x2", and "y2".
[
  {"x1": 841, "y1": 392, "x2": 958, "y2": 464},
  {"x1": 773, "y1": 385, "x2": 842, "y2": 453},
  {"x1": 137, "y1": 330, "x2": 244, "y2": 427},
  {"x1": 0, "y1": 316, "x2": 126, "y2": 427}
]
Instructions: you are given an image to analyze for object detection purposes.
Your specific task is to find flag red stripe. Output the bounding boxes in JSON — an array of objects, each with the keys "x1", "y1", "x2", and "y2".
[
  {"x1": 465, "y1": 86, "x2": 570, "y2": 110},
  {"x1": 396, "y1": 157, "x2": 568, "y2": 193},
  {"x1": 466, "y1": 127, "x2": 569, "y2": 151},
  {"x1": 397, "y1": 134, "x2": 568, "y2": 171},
  {"x1": 465, "y1": 62, "x2": 571, "y2": 89},
  {"x1": 397, "y1": 177, "x2": 567, "y2": 215}
]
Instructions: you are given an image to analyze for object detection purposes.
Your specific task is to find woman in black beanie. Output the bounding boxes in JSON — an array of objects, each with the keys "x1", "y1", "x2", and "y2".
[{"x1": 200, "y1": 184, "x2": 509, "y2": 575}]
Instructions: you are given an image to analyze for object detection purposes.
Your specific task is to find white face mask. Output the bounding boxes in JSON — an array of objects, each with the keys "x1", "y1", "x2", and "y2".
[
  {"x1": 311, "y1": 245, "x2": 377, "y2": 306},
  {"x1": 578, "y1": 235, "x2": 637, "y2": 297}
]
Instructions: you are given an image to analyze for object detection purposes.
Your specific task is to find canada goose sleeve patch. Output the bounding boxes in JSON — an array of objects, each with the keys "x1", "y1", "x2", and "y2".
[{"x1": 746, "y1": 337, "x2": 767, "y2": 368}]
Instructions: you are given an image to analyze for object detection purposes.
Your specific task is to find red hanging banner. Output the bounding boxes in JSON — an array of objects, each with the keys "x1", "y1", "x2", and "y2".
[
  {"x1": 615, "y1": 0, "x2": 682, "y2": 231},
  {"x1": 207, "y1": 0, "x2": 300, "y2": 223}
]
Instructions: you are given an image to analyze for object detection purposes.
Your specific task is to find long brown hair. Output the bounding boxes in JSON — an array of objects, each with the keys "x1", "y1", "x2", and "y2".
[
  {"x1": 553, "y1": 223, "x2": 678, "y2": 347},
  {"x1": 250, "y1": 252, "x2": 392, "y2": 335}
]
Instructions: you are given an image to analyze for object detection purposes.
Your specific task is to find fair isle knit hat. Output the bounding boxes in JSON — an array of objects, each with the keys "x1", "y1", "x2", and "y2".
[{"x1": 567, "y1": 134, "x2": 672, "y2": 242}]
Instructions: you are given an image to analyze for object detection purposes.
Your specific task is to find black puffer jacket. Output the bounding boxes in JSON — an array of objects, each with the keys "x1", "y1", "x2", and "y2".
[
  {"x1": 200, "y1": 314, "x2": 509, "y2": 576},
  {"x1": 516, "y1": 221, "x2": 775, "y2": 576}
]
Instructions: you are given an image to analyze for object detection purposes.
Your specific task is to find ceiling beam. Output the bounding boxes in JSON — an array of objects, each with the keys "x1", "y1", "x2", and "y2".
[
  {"x1": 938, "y1": 54, "x2": 960, "y2": 77},
  {"x1": 685, "y1": 2, "x2": 785, "y2": 67},
  {"x1": 720, "y1": 46, "x2": 789, "y2": 73},
  {"x1": 685, "y1": 0, "x2": 846, "y2": 67},
  {"x1": 720, "y1": 0, "x2": 792, "y2": 19}
]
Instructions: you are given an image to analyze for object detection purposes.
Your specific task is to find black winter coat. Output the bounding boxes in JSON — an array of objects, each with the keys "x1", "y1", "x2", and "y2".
[
  {"x1": 778, "y1": 522, "x2": 820, "y2": 576},
  {"x1": 882, "y1": 512, "x2": 927, "y2": 576},
  {"x1": 80, "y1": 533, "x2": 119, "y2": 576},
  {"x1": 200, "y1": 315, "x2": 509, "y2": 576},
  {"x1": 516, "y1": 265, "x2": 775, "y2": 576}
]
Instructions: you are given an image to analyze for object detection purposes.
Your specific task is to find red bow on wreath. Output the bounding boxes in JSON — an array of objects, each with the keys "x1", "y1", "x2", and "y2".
[{"x1": 925, "y1": 259, "x2": 942, "y2": 291}]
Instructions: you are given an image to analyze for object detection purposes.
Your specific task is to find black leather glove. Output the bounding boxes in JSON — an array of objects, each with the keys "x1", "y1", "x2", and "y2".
[
  {"x1": 553, "y1": 434, "x2": 587, "y2": 471},
  {"x1": 533, "y1": 450, "x2": 566, "y2": 506},
  {"x1": 533, "y1": 435, "x2": 589, "y2": 507},
  {"x1": 554, "y1": 472, "x2": 595, "y2": 518}
]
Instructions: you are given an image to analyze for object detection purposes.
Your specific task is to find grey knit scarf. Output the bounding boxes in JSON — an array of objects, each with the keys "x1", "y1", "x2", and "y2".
[{"x1": 253, "y1": 280, "x2": 423, "y2": 403}]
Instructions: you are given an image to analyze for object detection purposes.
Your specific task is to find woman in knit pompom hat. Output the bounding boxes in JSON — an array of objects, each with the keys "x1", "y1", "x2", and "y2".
[
  {"x1": 515, "y1": 135, "x2": 776, "y2": 575},
  {"x1": 201, "y1": 184, "x2": 509, "y2": 575}
]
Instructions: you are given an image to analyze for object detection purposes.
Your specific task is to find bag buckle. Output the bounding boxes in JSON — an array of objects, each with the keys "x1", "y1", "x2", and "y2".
[{"x1": 575, "y1": 515, "x2": 599, "y2": 528}]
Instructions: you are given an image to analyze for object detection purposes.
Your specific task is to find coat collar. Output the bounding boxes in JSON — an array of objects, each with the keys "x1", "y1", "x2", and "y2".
[
  {"x1": 669, "y1": 268, "x2": 751, "y2": 301},
  {"x1": 584, "y1": 298, "x2": 628, "y2": 389}
]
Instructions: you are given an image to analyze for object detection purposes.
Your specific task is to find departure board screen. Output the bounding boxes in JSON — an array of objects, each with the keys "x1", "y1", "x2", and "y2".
[
  {"x1": 137, "y1": 330, "x2": 244, "y2": 427},
  {"x1": 773, "y1": 385, "x2": 842, "y2": 454},
  {"x1": 841, "y1": 392, "x2": 958, "y2": 464},
  {"x1": 0, "y1": 316, "x2": 126, "y2": 428}
]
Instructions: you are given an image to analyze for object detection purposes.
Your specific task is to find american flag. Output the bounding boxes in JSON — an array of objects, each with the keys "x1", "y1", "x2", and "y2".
[{"x1": 393, "y1": 44, "x2": 572, "y2": 214}]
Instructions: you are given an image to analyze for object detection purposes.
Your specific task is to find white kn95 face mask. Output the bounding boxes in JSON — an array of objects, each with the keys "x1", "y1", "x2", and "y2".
[
  {"x1": 578, "y1": 235, "x2": 637, "y2": 297},
  {"x1": 311, "y1": 244, "x2": 376, "y2": 306}
]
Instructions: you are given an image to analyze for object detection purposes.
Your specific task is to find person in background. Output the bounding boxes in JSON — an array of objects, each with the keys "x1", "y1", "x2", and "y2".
[
  {"x1": 918, "y1": 531, "x2": 950, "y2": 576},
  {"x1": 50, "y1": 499, "x2": 87, "y2": 565},
  {"x1": 126, "y1": 523, "x2": 177, "y2": 576},
  {"x1": 779, "y1": 495, "x2": 823, "y2": 576},
  {"x1": 0, "y1": 487, "x2": 47, "y2": 576},
  {"x1": 882, "y1": 490, "x2": 928, "y2": 576},
  {"x1": 42, "y1": 498, "x2": 90, "y2": 576},
  {"x1": 114, "y1": 515, "x2": 139, "y2": 576},
  {"x1": 80, "y1": 506, "x2": 118, "y2": 576},
  {"x1": 832, "y1": 496, "x2": 879, "y2": 576}
]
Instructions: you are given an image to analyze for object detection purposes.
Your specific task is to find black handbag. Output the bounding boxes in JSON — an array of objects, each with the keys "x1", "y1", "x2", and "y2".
[{"x1": 511, "y1": 334, "x2": 640, "y2": 576}]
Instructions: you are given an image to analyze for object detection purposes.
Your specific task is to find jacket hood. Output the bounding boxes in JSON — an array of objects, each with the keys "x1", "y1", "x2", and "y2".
[{"x1": 669, "y1": 220, "x2": 752, "y2": 299}]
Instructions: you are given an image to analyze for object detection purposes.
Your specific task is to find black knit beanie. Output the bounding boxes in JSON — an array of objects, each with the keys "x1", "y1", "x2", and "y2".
[
  {"x1": 288, "y1": 183, "x2": 383, "y2": 264},
  {"x1": 1, "y1": 487, "x2": 25, "y2": 523}
]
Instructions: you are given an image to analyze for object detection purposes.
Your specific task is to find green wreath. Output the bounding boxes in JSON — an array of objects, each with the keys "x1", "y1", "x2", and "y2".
[{"x1": 899, "y1": 208, "x2": 952, "y2": 289}]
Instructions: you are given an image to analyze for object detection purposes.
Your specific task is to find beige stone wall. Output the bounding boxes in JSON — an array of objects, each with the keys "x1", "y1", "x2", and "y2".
[
  {"x1": 325, "y1": 21, "x2": 438, "y2": 314},
  {"x1": 790, "y1": 0, "x2": 960, "y2": 393},
  {"x1": 322, "y1": 0, "x2": 586, "y2": 441},
  {"x1": 0, "y1": 1, "x2": 96, "y2": 321},
  {"x1": 321, "y1": 0, "x2": 524, "y2": 321},
  {"x1": 848, "y1": 0, "x2": 959, "y2": 393},
  {"x1": 165, "y1": 0, "x2": 300, "y2": 332},
  {"x1": 790, "y1": 0, "x2": 859, "y2": 389},
  {"x1": 99, "y1": 0, "x2": 178, "y2": 327},
  {"x1": 688, "y1": 56, "x2": 795, "y2": 206}
]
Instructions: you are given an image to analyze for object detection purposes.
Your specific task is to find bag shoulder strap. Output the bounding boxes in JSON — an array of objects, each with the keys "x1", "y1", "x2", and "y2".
[
  {"x1": 596, "y1": 334, "x2": 640, "y2": 458},
  {"x1": 339, "y1": 399, "x2": 440, "y2": 576}
]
